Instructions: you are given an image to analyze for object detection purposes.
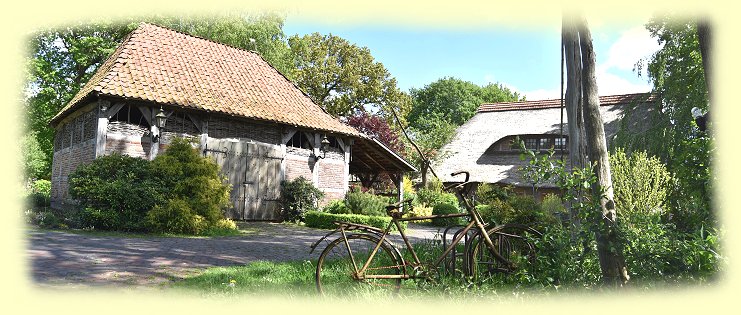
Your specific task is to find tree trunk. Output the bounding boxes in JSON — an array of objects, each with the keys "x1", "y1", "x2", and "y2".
[
  {"x1": 562, "y1": 19, "x2": 588, "y2": 231},
  {"x1": 563, "y1": 21, "x2": 587, "y2": 171},
  {"x1": 697, "y1": 20, "x2": 712, "y2": 100},
  {"x1": 577, "y1": 18, "x2": 630, "y2": 287}
]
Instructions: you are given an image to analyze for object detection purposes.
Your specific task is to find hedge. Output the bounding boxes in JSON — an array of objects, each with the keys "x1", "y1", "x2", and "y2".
[{"x1": 304, "y1": 211, "x2": 407, "y2": 232}]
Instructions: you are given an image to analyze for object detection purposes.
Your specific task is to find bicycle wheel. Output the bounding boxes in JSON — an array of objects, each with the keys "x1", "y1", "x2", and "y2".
[
  {"x1": 466, "y1": 224, "x2": 541, "y2": 280},
  {"x1": 315, "y1": 233, "x2": 403, "y2": 296}
]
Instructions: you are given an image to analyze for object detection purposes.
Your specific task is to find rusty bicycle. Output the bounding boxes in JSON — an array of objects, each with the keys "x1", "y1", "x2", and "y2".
[{"x1": 310, "y1": 171, "x2": 542, "y2": 295}]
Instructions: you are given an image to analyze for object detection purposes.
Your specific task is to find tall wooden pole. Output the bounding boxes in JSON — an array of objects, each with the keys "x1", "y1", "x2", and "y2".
[{"x1": 577, "y1": 17, "x2": 629, "y2": 286}]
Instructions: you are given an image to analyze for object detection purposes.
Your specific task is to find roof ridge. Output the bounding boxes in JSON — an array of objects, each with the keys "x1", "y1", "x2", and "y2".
[{"x1": 478, "y1": 92, "x2": 657, "y2": 113}]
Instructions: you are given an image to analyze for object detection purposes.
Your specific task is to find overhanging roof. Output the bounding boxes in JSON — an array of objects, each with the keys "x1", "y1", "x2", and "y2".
[{"x1": 350, "y1": 136, "x2": 417, "y2": 174}]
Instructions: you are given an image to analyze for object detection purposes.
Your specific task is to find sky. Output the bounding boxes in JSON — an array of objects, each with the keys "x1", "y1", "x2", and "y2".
[{"x1": 283, "y1": 18, "x2": 663, "y2": 101}]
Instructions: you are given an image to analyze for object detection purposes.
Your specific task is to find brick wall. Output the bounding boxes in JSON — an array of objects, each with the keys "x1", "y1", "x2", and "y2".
[
  {"x1": 284, "y1": 154, "x2": 314, "y2": 182},
  {"x1": 50, "y1": 110, "x2": 97, "y2": 204}
]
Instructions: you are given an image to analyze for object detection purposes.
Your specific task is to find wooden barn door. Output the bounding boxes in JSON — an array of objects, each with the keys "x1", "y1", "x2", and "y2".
[{"x1": 205, "y1": 138, "x2": 284, "y2": 221}]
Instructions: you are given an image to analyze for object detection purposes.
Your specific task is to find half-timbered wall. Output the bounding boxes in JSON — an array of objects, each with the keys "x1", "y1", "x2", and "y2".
[
  {"x1": 50, "y1": 99, "x2": 352, "y2": 219},
  {"x1": 50, "y1": 109, "x2": 97, "y2": 204}
]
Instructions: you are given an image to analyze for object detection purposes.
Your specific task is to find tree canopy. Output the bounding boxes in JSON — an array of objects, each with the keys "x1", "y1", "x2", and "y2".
[
  {"x1": 287, "y1": 33, "x2": 411, "y2": 122},
  {"x1": 407, "y1": 77, "x2": 522, "y2": 130},
  {"x1": 619, "y1": 16, "x2": 712, "y2": 232}
]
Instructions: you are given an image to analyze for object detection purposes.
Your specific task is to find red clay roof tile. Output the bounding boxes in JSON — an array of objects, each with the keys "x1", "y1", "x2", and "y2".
[{"x1": 51, "y1": 23, "x2": 359, "y2": 136}]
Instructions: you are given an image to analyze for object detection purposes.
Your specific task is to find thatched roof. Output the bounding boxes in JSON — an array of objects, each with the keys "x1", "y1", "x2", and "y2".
[{"x1": 434, "y1": 93, "x2": 658, "y2": 187}]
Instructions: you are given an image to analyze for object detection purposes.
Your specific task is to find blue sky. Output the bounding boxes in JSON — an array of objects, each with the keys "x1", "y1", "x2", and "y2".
[{"x1": 284, "y1": 19, "x2": 662, "y2": 100}]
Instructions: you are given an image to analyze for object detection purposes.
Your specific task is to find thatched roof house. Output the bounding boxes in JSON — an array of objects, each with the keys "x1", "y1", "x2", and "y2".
[
  {"x1": 50, "y1": 23, "x2": 414, "y2": 220},
  {"x1": 434, "y1": 93, "x2": 657, "y2": 196}
]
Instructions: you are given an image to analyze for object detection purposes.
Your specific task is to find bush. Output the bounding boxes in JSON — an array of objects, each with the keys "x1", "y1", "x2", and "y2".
[
  {"x1": 27, "y1": 179, "x2": 51, "y2": 207},
  {"x1": 475, "y1": 183, "x2": 512, "y2": 205},
  {"x1": 146, "y1": 198, "x2": 206, "y2": 235},
  {"x1": 32, "y1": 209, "x2": 62, "y2": 228},
  {"x1": 323, "y1": 199, "x2": 350, "y2": 214},
  {"x1": 344, "y1": 190, "x2": 389, "y2": 216},
  {"x1": 280, "y1": 176, "x2": 323, "y2": 222},
  {"x1": 431, "y1": 203, "x2": 463, "y2": 227},
  {"x1": 417, "y1": 188, "x2": 458, "y2": 208},
  {"x1": 540, "y1": 193, "x2": 567, "y2": 224},
  {"x1": 150, "y1": 138, "x2": 231, "y2": 224},
  {"x1": 404, "y1": 205, "x2": 433, "y2": 223},
  {"x1": 69, "y1": 153, "x2": 163, "y2": 231},
  {"x1": 609, "y1": 148, "x2": 672, "y2": 226},
  {"x1": 304, "y1": 211, "x2": 406, "y2": 231}
]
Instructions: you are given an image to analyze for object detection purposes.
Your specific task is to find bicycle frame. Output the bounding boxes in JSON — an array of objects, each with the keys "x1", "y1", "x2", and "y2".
[{"x1": 348, "y1": 198, "x2": 510, "y2": 281}]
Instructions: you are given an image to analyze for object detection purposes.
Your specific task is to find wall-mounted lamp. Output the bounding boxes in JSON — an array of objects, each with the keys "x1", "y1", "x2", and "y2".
[
  {"x1": 152, "y1": 106, "x2": 168, "y2": 143},
  {"x1": 314, "y1": 135, "x2": 331, "y2": 160}
]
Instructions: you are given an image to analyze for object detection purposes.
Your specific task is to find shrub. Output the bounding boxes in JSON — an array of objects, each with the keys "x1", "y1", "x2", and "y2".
[
  {"x1": 609, "y1": 148, "x2": 672, "y2": 226},
  {"x1": 540, "y1": 193, "x2": 567, "y2": 224},
  {"x1": 69, "y1": 153, "x2": 163, "y2": 231},
  {"x1": 146, "y1": 198, "x2": 207, "y2": 235},
  {"x1": 151, "y1": 138, "x2": 231, "y2": 224},
  {"x1": 475, "y1": 183, "x2": 512, "y2": 205},
  {"x1": 280, "y1": 176, "x2": 323, "y2": 222},
  {"x1": 32, "y1": 209, "x2": 62, "y2": 228},
  {"x1": 323, "y1": 199, "x2": 350, "y2": 214},
  {"x1": 478, "y1": 199, "x2": 511, "y2": 225},
  {"x1": 404, "y1": 205, "x2": 433, "y2": 223},
  {"x1": 27, "y1": 179, "x2": 51, "y2": 207},
  {"x1": 304, "y1": 211, "x2": 406, "y2": 231},
  {"x1": 431, "y1": 203, "x2": 463, "y2": 227},
  {"x1": 417, "y1": 188, "x2": 458, "y2": 208},
  {"x1": 344, "y1": 190, "x2": 389, "y2": 217}
]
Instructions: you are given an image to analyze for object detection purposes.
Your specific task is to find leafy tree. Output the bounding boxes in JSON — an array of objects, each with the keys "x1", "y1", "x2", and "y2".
[
  {"x1": 347, "y1": 111, "x2": 404, "y2": 153},
  {"x1": 25, "y1": 13, "x2": 295, "y2": 179},
  {"x1": 21, "y1": 132, "x2": 49, "y2": 180},
  {"x1": 625, "y1": 16, "x2": 712, "y2": 233},
  {"x1": 407, "y1": 77, "x2": 522, "y2": 130},
  {"x1": 287, "y1": 33, "x2": 411, "y2": 122}
]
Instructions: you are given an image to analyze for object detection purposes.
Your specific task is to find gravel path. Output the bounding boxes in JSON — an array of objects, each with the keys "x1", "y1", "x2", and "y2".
[{"x1": 27, "y1": 222, "x2": 444, "y2": 288}]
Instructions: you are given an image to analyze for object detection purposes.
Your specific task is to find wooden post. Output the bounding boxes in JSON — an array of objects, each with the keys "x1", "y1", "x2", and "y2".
[
  {"x1": 397, "y1": 173, "x2": 404, "y2": 213},
  {"x1": 313, "y1": 133, "x2": 321, "y2": 186},
  {"x1": 95, "y1": 99, "x2": 110, "y2": 158}
]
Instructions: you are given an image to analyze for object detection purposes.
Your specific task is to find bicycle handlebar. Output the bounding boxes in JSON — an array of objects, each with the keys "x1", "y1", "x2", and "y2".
[{"x1": 443, "y1": 171, "x2": 471, "y2": 192}]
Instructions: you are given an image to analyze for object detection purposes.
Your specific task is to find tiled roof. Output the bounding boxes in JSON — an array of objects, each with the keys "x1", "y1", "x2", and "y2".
[
  {"x1": 478, "y1": 92, "x2": 658, "y2": 113},
  {"x1": 50, "y1": 23, "x2": 359, "y2": 136}
]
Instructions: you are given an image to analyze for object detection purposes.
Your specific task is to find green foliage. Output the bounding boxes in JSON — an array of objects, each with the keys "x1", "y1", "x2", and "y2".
[
  {"x1": 408, "y1": 77, "x2": 522, "y2": 129},
  {"x1": 27, "y1": 179, "x2": 51, "y2": 207},
  {"x1": 540, "y1": 193, "x2": 567, "y2": 222},
  {"x1": 322, "y1": 199, "x2": 350, "y2": 214},
  {"x1": 151, "y1": 138, "x2": 231, "y2": 224},
  {"x1": 623, "y1": 16, "x2": 713, "y2": 233},
  {"x1": 288, "y1": 33, "x2": 411, "y2": 122},
  {"x1": 430, "y1": 203, "x2": 463, "y2": 227},
  {"x1": 344, "y1": 190, "x2": 389, "y2": 217},
  {"x1": 609, "y1": 148, "x2": 672, "y2": 225},
  {"x1": 69, "y1": 153, "x2": 163, "y2": 231},
  {"x1": 280, "y1": 177, "x2": 324, "y2": 223},
  {"x1": 404, "y1": 205, "x2": 433, "y2": 223},
  {"x1": 146, "y1": 198, "x2": 206, "y2": 235},
  {"x1": 416, "y1": 178, "x2": 458, "y2": 208},
  {"x1": 304, "y1": 211, "x2": 406, "y2": 231},
  {"x1": 475, "y1": 183, "x2": 512, "y2": 205},
  {"x1": 66, "y1": 138, "x2": 232, "y2": 234},
  {"x1": 21, "y1": 132, "x2": 49, "y2": 180},
  {"x1": 31, "y1": 209, "x2": 63, "y2": 229}
]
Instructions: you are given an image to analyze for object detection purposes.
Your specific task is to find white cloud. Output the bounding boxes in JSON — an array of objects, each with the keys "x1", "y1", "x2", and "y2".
[
  {"x1": 596, "y1": 70, "x2": 652, "y2": 95},
  {"x1": 599, "y1": 26, "x2": 662, "y2": 76}
]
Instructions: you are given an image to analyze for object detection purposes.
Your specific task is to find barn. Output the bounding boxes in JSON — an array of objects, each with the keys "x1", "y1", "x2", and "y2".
[
  {"x1": 434, "y1": 93, "x2": 657, "y2": 199},
  {"x1": 49, "y1": 23, "x2": 415, "y2": 221}
]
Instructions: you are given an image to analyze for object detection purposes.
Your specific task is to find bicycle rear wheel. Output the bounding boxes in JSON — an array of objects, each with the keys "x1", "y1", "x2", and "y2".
[
  {"x1": 466, "y1": 224, "x2": 540, "y2": 280},
  {"x1": 315, "y1": 233, "x2": 403, "y2": 296}
]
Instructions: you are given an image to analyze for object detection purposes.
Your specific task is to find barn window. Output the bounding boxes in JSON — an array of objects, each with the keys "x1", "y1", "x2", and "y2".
[
  {"x1": 524, "y1": 138, "x2": 538, "y2": 150},
  {"x1": 286, "y1": 132, "x2": 313, "y2": 150},
  {"x1": 110, "y1": 104, "x2": 150, "y2": 128},
  {"x1": 326, "y1": 136, "x2": 343, "y2": 152}
]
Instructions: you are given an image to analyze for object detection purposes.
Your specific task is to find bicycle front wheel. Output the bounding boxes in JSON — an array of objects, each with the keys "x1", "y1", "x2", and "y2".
[
  {"x1": 315, "y1": 233, "x2": 403, "y2": 297},
  {"x1": 466, "y1": 224, "x2": 540, "y2": 281}
]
